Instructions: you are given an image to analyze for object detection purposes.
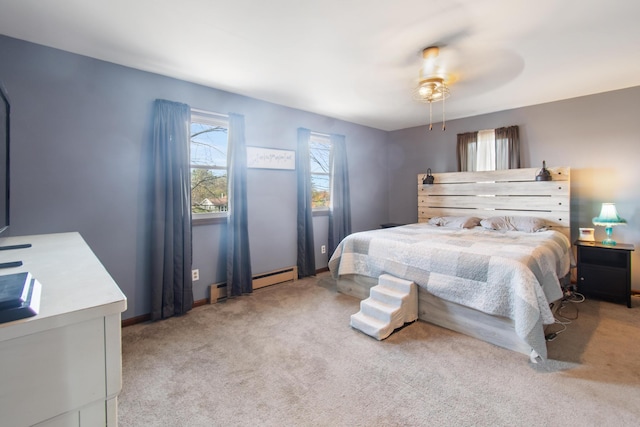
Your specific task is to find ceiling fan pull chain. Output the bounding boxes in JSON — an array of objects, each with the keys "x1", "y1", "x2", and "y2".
[
  {"x1": 429, "y1": 101, "x2": 433, "y2": 131},
  {"x1": 442, "y1": 93, "x2": 446, "y2": 131}
]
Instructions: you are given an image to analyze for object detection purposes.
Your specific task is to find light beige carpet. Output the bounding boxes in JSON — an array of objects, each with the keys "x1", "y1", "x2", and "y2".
[{"x1": 119, "y1": 272, "x2": 640, "y2": 426}]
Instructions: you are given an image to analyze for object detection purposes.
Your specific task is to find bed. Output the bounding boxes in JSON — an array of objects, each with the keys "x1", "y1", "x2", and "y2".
[{"x1": 329, "y1": 167, "x2": 571, "y2": 362}]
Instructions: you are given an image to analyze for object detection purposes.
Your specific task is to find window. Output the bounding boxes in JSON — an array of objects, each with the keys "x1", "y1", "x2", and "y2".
[
  {"x1": 309, "y1": 133, "x2": 332, "y2": 209},
  {"x1": 190, "y1": 110, "x2": 229, "y2": 218},
  {"x1": 457, "y1": 126, "x2": 520, "y2": 172}
]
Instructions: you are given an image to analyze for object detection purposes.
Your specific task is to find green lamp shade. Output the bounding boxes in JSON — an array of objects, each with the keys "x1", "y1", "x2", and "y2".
[{"x1": 592, "y1": 203, "x2": 626, "y2": 245}]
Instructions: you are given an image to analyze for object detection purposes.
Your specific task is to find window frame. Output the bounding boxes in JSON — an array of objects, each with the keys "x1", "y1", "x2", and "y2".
[
  {"x1": 190, "y1": 109, "x2": 229, "y2": 225},
  {"x1": 309, "y1": 132, "x2": 332, "y2": 212}
]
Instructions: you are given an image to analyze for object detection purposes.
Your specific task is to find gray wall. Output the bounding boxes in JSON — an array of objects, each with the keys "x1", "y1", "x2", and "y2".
[
  {"x1": 388, "y1": 86, "x2": 640, "y2": 291},
  {"x1": 0, "y1": 36, "x2": 389, "y2": 320}
]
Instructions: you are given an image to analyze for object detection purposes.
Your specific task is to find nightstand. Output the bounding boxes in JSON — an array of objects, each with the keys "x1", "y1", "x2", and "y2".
[{"x1": 575, "y1": 240, "x2": 635, "y2": 308}]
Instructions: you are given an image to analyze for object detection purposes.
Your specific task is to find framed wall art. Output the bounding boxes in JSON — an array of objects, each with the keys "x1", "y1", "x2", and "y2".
[{"x1": 246, "y1": 147, "x2": 295, "y2": 170}]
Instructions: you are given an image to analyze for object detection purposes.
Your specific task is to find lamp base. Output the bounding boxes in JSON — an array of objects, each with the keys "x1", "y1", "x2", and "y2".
[{"x1": 602, "y1": 226, "x2": 616, "y2": 245}]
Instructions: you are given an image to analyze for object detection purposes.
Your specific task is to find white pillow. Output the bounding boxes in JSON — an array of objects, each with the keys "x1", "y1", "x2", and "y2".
[
  {"x1": 480, "y1": 216, "x2": 547, "y2": 232},
  {"x1": 428, "y1": 216, "x2": 482, "y2": 229}
]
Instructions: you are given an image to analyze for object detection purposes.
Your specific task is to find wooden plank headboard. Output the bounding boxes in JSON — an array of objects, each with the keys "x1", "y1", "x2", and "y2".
[{"x1": 417, "y1": 167, "x2": 570, "y2": 238}]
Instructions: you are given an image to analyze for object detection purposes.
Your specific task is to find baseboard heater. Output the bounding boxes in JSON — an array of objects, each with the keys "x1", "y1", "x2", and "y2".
[{"x1": 209, "y1": 266, "x2": 298, "y2": 303}]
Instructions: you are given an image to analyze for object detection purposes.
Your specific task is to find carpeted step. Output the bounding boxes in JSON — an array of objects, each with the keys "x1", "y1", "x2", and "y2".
[
  {"x1": 350, "y1": 274, "x2": 418, "y2": 340},
  {"x1": 359, "y1": 297, "x2": 400, "y2": 324},
  {"x1": 370, "y1": 284, "x2": 407, "y2": 306},
  {"x1": 350, "y1": 311, "x2": 394, "y2": 340},
  {"x1": 371, "y1": 284, "x2": 418, "y2": 324},
  {"x1": 378, "y1": 274, "x2": 415, "y2": 294}
]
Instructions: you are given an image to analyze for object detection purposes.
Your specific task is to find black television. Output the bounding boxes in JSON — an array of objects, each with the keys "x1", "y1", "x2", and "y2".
[
  {"x1": 0, "y1": 81, "x2": 10, "y2": 235},
  {"x1": 0, "y1": 82, "x2": 30, "y2": 267}
]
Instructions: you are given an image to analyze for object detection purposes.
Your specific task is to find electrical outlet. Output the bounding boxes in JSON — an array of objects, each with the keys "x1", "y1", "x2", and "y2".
[
  {"x1": 192, "y1": 269, "x2": 199, "y2": 281},
  {"x1": 321, "y1": 245, "x2": 326, "y2": 254}
]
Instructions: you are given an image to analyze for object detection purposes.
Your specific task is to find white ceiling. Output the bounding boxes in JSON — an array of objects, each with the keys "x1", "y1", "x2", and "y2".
[{"x1": 1, "y1": 0, "x2": 640, "y2": 131}]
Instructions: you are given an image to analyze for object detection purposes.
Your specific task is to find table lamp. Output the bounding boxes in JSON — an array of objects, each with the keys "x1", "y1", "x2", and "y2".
[{"x1": 592, "y1": 203, "x2": 626, "y2": 245}]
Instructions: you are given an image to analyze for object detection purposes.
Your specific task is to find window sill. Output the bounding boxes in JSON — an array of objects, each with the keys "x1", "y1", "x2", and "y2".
[
  {"x1": 193, "y1": 215, "x2": 227, "y2": 226},
  {"x1": 193, "y1": 211, "x2": 327, "y2": 224}
]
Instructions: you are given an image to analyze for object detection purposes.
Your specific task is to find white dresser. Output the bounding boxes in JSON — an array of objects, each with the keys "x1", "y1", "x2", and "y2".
[{"x1": 0, "y1": 232, "x2": 127, "y2": 426}]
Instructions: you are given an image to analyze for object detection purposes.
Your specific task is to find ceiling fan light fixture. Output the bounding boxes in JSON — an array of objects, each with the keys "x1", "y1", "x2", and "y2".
[
  {"x1": 414, "y1": 77, "x2": 450, "y2": 103},
  {"x1": 413, "y1": 47, "x2": 451, "y2": 131},
  {"x1": 414, "y1": 78, "x2": 449, "y2": 131}
]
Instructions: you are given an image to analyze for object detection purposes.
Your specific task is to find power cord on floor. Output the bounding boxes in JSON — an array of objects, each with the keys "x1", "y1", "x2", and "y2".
[
  {"x1": 545, "y1": 287, "x2": 584, "y2": 341},
  {"x1": 565, "y1": 292, "x2": 585, "y2": 303},
  {"x1": 557, "y1": 295, "x2": 581, "y2": 320},
  {"x1": 545, "y1": 321, "x2": 566, "y2": 341}
]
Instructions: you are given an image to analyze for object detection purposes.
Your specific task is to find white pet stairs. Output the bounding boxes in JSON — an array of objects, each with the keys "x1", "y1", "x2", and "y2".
[{"x1": 350, "y1": 274, "x2": 418, "y2": 340}]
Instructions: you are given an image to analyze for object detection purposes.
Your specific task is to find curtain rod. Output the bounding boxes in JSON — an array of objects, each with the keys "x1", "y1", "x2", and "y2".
[
  {"x1": 310, "y1": 131, "x2": 331, "y2": 137},
  {"x1": 191, "y1": 108, "x2": 228, "y2": 118}
]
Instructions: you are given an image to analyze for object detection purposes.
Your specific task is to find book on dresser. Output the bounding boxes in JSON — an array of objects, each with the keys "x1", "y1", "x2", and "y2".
[{"x1": 0, "y1": 271, "x2": 41, "y2": 323}]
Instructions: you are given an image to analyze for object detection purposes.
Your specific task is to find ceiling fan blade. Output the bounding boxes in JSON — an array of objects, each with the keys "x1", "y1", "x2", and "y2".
[{"x1": 450, "y1": 48, "x2": 524, "y2": 95}]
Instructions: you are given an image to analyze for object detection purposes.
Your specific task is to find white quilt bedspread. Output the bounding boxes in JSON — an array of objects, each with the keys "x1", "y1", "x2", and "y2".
[{"x1": 328, "y1": 223, "x2": 573, "y2": 360}]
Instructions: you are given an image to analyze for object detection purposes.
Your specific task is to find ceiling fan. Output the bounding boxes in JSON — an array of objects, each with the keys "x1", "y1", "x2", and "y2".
[
  {"x1": 413, "y1": 46, "x2": 452, "y2": 130},
  {"x1": 411, "y1": 39, "x2": 524, "y2": 131}
]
